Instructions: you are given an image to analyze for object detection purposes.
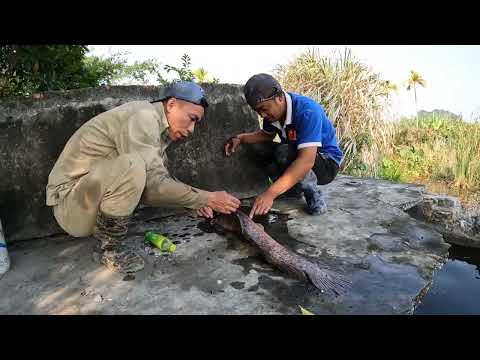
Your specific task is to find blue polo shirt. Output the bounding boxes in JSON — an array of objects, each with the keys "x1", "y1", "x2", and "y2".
[{"x1": 262, "y1": 92, "x2": 343, "y2": 166}]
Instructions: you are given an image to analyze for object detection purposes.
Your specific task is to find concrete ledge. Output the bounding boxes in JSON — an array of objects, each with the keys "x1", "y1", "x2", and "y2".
[
  {"x1": 0, "y1": 176, "x2": 450, "y2": 315},
  {"x1": 0, "y1": 85, "x2": 268, "y2": 242}
]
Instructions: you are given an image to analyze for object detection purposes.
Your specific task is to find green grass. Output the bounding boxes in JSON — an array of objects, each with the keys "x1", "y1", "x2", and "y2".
[{"x1": 347, "y1": 115, "x2": 480, "y2": 206}]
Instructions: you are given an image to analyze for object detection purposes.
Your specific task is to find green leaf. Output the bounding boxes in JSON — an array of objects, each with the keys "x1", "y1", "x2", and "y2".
[{"x1": 299, "y1": 306, "x2": 314, "y2": 315}]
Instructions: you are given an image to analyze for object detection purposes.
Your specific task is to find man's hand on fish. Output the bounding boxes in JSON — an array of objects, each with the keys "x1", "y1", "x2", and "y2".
[
  {"x1": 249, "y1": 191, "x2": 276, "y2": 218},
  {"x1": 197, "y1": 206, "x2": 214, "y2": 218},
  {"x1": 207, "y1": 191, "x2": 241, "y2": 214}
]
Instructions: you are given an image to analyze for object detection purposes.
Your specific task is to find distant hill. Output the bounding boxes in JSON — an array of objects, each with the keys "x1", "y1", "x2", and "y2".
[{"x1": 418, "y1": 109, "x2": 462, "y2": 120}]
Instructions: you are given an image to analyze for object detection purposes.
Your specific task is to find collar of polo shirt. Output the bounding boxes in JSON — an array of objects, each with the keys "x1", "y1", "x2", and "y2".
[{"x1": 268, "y1": 91, "x2": 292, "y2": 139}]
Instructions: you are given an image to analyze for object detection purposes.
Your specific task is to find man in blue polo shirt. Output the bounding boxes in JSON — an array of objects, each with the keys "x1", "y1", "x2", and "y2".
[{"x1": 225, "y1": 73, "x2": 343, "y2": 218}]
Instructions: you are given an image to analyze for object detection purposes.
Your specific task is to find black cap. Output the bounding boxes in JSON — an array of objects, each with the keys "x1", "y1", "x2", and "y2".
[
  {"x1": 243, "y1": 73, "x2": 283, "y2": 108},
  {"x1": 155, "y1": 81, "x2": 209, "y2": 109}
]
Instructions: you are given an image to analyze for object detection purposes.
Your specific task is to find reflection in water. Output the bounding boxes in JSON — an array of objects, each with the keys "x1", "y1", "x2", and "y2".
[
  {"x1": 261, "y1": 211, "x2": 480, "y2": 315},
  {"x1": 414, "y1": 244, "x2": 480, "y2": 315}
]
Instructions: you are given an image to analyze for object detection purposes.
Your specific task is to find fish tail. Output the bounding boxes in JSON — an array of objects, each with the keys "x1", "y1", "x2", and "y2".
[{"x1": 304, "y1": 263, "x2": 352, "y2": 296}]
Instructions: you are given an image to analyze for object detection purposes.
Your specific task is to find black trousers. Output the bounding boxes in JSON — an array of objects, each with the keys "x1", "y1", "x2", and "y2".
[{"x1": 251, "y1": 142, "x2": 339, "y2": 186}]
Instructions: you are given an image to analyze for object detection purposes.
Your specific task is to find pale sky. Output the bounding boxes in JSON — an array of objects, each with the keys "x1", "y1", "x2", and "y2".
[{"x1": 89, "y1": 45, "x2": 480, "y2": 120}]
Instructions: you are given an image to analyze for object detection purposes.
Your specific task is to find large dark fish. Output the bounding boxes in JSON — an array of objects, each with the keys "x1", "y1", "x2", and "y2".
[{"x1": 212, "y1": 211, "x2": 351, "y2": 296}]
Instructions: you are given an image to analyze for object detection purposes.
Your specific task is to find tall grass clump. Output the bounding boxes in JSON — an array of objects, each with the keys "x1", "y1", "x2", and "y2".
[
  {"x1": 385, "y1": 114, "x2": 480, "y2": 193},
  {"x1": 454, "y1": 121, "x2": 480, "y2": 189},
  {"x1": 275, "y1": 48, "x2": 396, "y2": 173}
]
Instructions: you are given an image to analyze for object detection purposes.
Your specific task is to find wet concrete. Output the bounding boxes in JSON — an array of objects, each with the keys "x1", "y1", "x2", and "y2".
[{"x1": 0, "y1": 176, "x2": 450, "y2": 314}]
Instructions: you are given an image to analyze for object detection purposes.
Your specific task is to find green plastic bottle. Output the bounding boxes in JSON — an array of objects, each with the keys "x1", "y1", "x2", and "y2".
[{"x1": 145, "y1": 231, "x2": 176, "y2": 253}]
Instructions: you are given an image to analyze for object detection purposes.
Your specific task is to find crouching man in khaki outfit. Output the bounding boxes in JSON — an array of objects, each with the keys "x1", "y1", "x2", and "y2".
[{"x1": 46, "y1": 82, "x2": 240, "y2": 274}]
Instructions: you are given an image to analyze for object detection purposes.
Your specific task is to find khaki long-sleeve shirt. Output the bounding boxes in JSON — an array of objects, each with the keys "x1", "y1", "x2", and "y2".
[{"x1": 46, "y1": 101, "x2": 209, "y2": 210}]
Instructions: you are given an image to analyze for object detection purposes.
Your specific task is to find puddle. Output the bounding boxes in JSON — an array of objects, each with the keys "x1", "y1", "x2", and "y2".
[
  {"x1": 414, "y1": 244, "x2": 480, "y2": 314},
  {"x1": 197, "y1": 220, "x2": 216, "y2": 233},
  {"x1": 230, "y1": 281, "x2": 245, "y2": 290}
]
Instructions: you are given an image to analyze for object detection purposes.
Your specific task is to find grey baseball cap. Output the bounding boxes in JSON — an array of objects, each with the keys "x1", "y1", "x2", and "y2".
[
  {"x1": 243, "y1": 73, "x2": 283, "y2": 108},
  {"x1": 154, "y1": 81, "x2": 209, "y2": 109}
]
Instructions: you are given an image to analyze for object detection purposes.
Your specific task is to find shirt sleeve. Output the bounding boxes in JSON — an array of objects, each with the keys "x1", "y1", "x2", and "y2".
[
  {"x1": 115, "y1": 110, "x2": 209, "y2": 209},
  {"x1": 296, "y1": 110, "x2": 323, "y2": 149}
]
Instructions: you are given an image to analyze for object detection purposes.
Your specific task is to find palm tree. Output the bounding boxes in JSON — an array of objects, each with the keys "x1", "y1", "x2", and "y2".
[
  {"x1": 193, "y1": 68, "x2": 220, "y2": 84},
  {"x1": 193, "y1": 68, "x2": 209, "y2": 83},
  {"x1": 406, "y1": 70, "x2": 426, "y2": 126}
]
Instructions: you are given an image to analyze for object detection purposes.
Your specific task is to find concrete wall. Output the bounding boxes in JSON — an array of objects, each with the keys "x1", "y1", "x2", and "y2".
[{"x1": 0, "y1": 85, "x2": 269, "y2": 242}]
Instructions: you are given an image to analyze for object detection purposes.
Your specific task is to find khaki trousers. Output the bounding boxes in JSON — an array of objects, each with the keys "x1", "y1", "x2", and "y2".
[{"x1": 53, "y1": 154, "x2": 146, "y2": 237}]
